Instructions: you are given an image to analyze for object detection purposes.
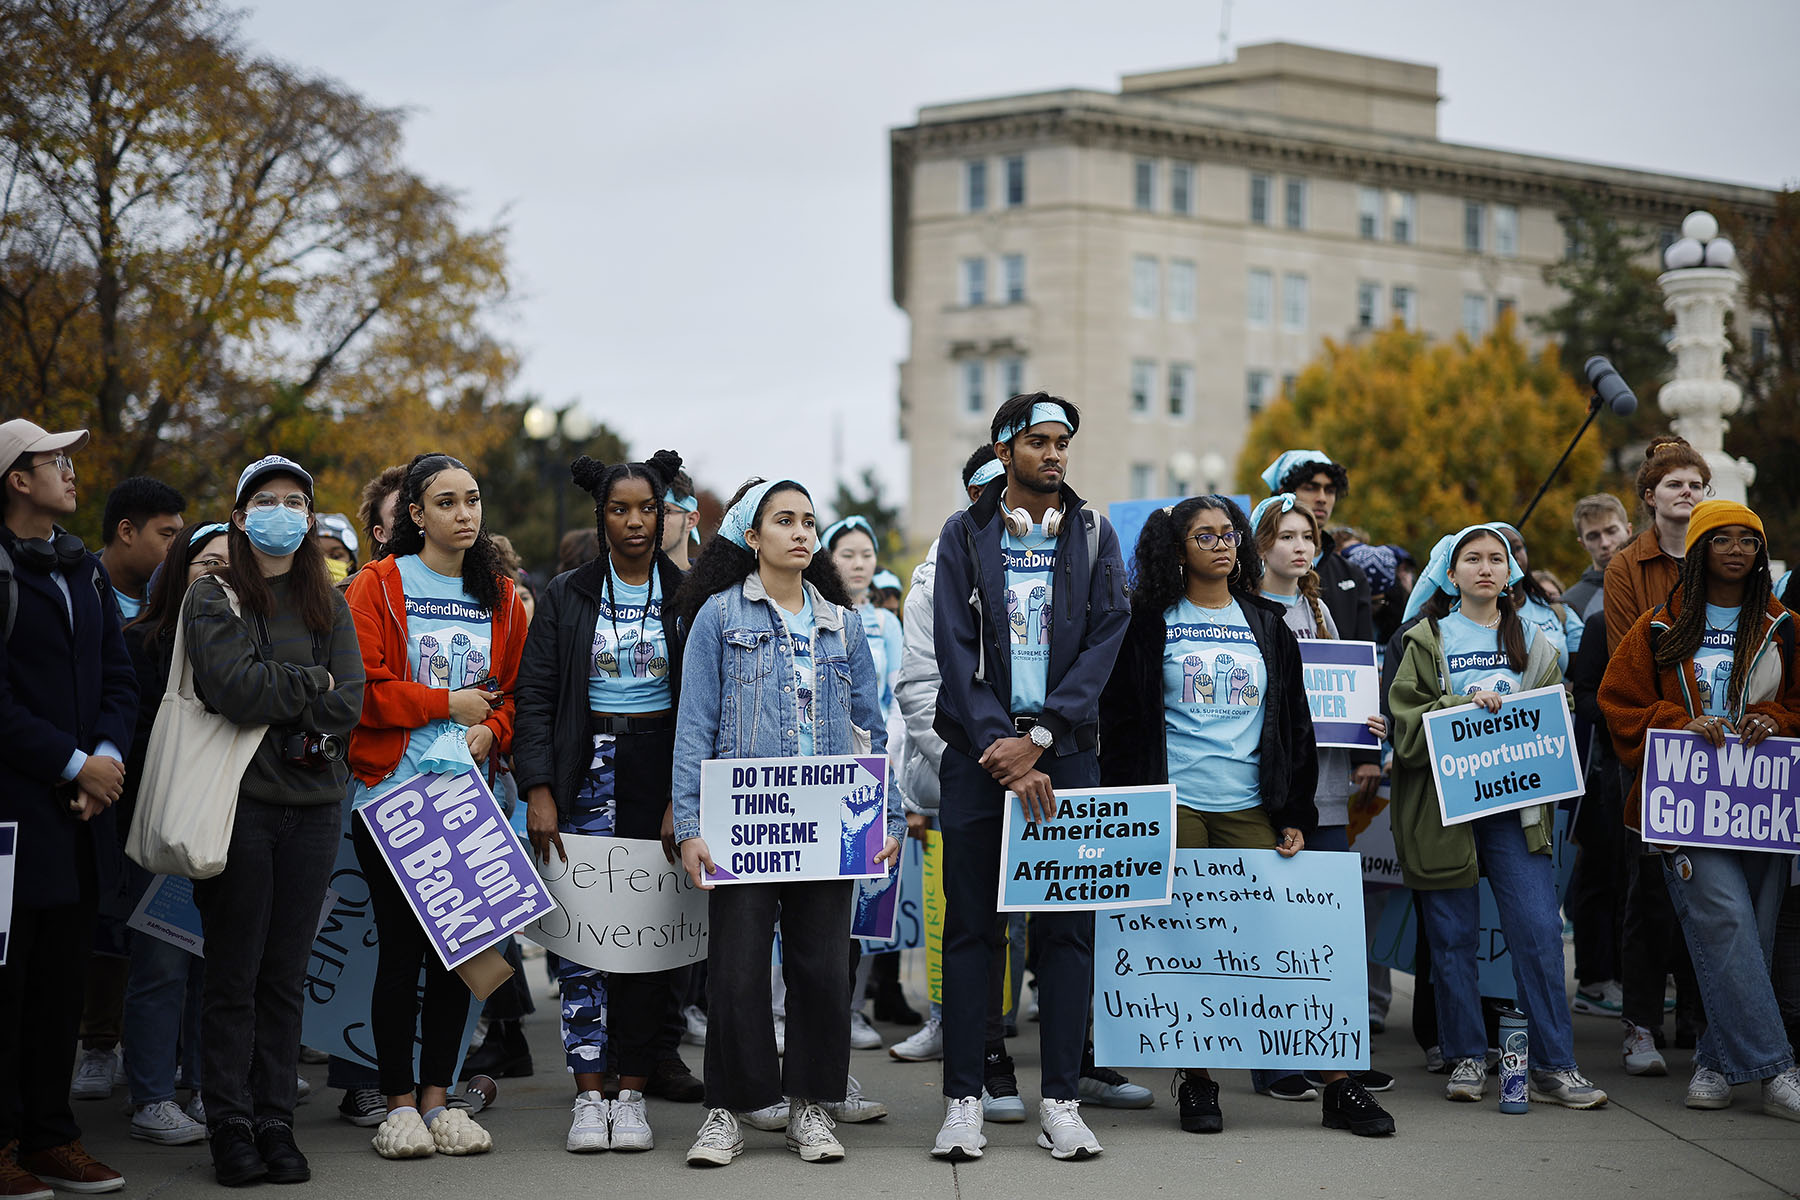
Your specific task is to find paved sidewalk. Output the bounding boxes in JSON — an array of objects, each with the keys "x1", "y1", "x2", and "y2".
[{"x1": 70, "y1": 961, "x2": 1799, "y2": 1199}]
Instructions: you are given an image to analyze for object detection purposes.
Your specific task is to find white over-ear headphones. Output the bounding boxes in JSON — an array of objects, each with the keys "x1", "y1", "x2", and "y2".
[{"x1": 1000, "y1": 489, "x2": 1065, "y2": 538}]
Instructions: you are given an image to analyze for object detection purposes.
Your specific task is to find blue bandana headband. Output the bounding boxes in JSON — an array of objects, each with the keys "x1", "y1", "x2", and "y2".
[
  {"x1": 720, "y1": 479, "x2": 810, "y2": 551},
  {"x1": 1249, "y1": 493, "x2": 1299, "y2": 532},
  {"x1": 871, "y1": 569, "x2": 902, "y2": 591},
  {"x1": 1259, "y1": 448, "x2": 1333, "y2": 494},
  {"x1": 187, "y1": 521, "x2": 230, "y2": 547},
  {"x1": 997, "y1": 401, "x2": 1074, "y2": 445},
  {"x1": 1401, "y1": 523, "x2": 1525, "y2": 622},
  {"x1": 968, "y1": 460, "x2": 1005, "y2": 490},
  {"x1": 663, "y1": 488, "x2": 699, "y2": 513},
  {"x1": 821, "y1": 514, "x2": 876, "y2": 550}
]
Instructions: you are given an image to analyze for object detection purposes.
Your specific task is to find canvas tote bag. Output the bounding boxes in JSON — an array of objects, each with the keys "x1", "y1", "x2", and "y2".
[{"x1": 127, "y1": 580, "x2": 268, "y2": 878}]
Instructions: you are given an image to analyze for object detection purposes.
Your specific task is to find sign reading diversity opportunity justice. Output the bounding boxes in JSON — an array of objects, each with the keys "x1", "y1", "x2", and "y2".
[
  {"x1": 698, "y1": 755, "x2": 889, "y2": 884},
  {"x1": 1094, "y1": 849, "x2": 1369, "y2": 1070},
  {"x1": 998, "y1": 785, "x2": 1176, "y2": 911},
  {"x1": 526, "y1": 834, "x2": 709, "y2": 972},
  {"x1": 1423, "y1": 685, "x2": 1582, "y2": 825},
  {"x1": 1297, "y1": 640, "x2": 1381, "y2": 749},
  {"x1": 1641, "y1": 730, "x2": 1800, "y2": 853}
]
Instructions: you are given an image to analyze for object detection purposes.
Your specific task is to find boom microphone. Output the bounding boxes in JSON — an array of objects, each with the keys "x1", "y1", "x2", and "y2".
[{"x1": 1583, "y1": 355, "x2": 1638, "y2": 416}]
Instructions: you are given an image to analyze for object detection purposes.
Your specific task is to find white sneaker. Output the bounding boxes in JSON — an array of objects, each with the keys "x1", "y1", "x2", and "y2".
[
  {"x1": 739, "y1": 1100, "x2": 790, "y2": 1131},
  {"x1": 931, "y1": 1096, "x2": 986, "y2": 1160},
  {"x1": 889, "y1": 1015, "x2": 944, "y2": 1062},
  {"x1": 1036, "y1": 1098, "x2": 1102, "y2": 1160},
  {"x1": 184, "y1": 1093, "x2": 206, "y2": 1125},
  {"x1": 773, "y1": 1015, "x2": 787, "y2": 1057},
  {"x1": 1621, "y1": 1023, "x2": 1668, "y2": 1076},
  {"x1": 610, "y1": 1090, "x2": 655, "y2": 1151},
  {"x1": 823, "y1": 1074, "x2": 888, "y2": 1123},
  {"x1": 1023, "y1": 985, "x2": 1039, "y2": 1022},
  {"x1": 682, "y1": 1004, "x2": 709, "y2": 1046},
  {"x1": 71, "y1": 1047, "x2": 119, "y2": 1100},
  {"x1": 566, "y1": 1090, "x2": 610, "y2": 1152},
  {"x1": 1762, "y1": 1068, "x2": 1800, "y2": 1122},
  {"x1": 1571, "y1": 979, "x2": 1625, "y2": 1016},
  {"x1": 130, "y1": 1099, "x2": 207, "y2": 1146},
  {"x1": 1686, "y1": 1066, "x2": 1732, "y2": 1110},
  {"x1": 1445, "y1": 1058, "x2": 1487, "y2": 1102},
  {"x1": 784, "y1": 1101, "x2": 843, "y2": 1163},
  {"x1": 686, "y1": 1108, "x2": 743, "y2": 1167},
  {"x1": 295, "y1": 1074, "x2": 312, "y2": 1103},
  {"x1": 849, "y1": 1010, "x2": 882, "y2": 1051}
]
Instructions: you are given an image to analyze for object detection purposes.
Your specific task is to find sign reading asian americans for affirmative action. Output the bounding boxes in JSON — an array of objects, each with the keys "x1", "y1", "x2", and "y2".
[
  {"x1": 998, "y1": 785, "x2": 1175, "y2": 911},
  {"x1": 1641, "y1": 729, "x2": 1800, "y2": 853},
  {"x1": 698, "y1": 755, "x2": 889, "y2": 884},
  {"x1": 1423, "y1": 685, "x2": 1582, "y2": 825},
  {"x1": 1297, "y1": 640, "x2": 1381, "y2": 750}
]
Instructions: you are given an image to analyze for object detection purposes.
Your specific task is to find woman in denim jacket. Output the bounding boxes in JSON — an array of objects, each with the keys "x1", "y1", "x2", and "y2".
[{"x1": 668, "y1": 477, "x2": 904, "y2": 1168}]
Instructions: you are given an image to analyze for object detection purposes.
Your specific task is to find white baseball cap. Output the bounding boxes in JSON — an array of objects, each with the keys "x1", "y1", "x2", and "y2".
[
  {"x1": 0, "y1": 419, "x2": 89, "y2": 471},
  {"x1": 234, "y1": 455, "x2": 315, "y2": 506}
]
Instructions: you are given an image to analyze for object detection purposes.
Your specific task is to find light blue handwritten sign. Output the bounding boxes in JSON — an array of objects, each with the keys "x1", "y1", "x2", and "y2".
[
  {"x1": 1424, "y1": 685, "x2": 1582, "y2": 825},
  {"x1": 1094, "y1": 849, "x2": 1368, "y2": 1069},
  {"x1": 999, "y1": 785, "x2": 1175, "y2": 911}
]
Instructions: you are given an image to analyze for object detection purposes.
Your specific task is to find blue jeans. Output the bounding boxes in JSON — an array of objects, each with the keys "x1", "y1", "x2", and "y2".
[
  {"x1": 1664, "y1": 847, "x2": 1795, "y2": 1083},
  {"x1": 1416, "y1": 813, "x2": 1574, "y2": 1072},
  {"x1": 123, "y1": 928, "x2": 204, "y2": 1106}
]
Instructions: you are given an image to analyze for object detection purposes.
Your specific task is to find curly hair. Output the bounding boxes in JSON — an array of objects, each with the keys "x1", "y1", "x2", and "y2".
[
  {"x1": 1129, "y1": 495, "x2": 1261, "y2": 615},
  {"x1": 670, "y1": 477, "x2": 851, "y2": 632},
  {"x1": 381, "y1": 453, "x2": 507, "y2": 614},
  {"x1": 1653, "y1": 537, "x2": 1773, "y2": 714},
  {"x1": 357, "y1": 464, "x2": 407, "y2": 560},
  {"x1": 1277, "y1": 458, "x2": 1351, "y2": 499},
  {"x1": 1634, "y1": 435, "x2": 1711, "y2": 519},
  {"x1": 1419, "y1": 528, "x2": 1529, "y2": 674},
  {"x1": 1253, "y1": 502, "x2": 1331, "y2": 638},
  {"x1": 570, "y1": 449, "x2": 684, "y2": 630}
]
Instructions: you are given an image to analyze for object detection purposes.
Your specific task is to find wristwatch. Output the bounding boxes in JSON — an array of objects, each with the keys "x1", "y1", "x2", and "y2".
[{"x1": 1027, "y1": 724, "x2": 1054, "y2": 750}]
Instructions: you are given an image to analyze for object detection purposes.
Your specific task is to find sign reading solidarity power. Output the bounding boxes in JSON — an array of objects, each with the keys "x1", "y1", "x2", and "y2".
[
  {"x1": 1641, "y1": 729, "x2": 1800, "y2": 853},
  {"x1": 1094, "y1": 849, "x2": 1369, "y2": 1070},
  {"x1": 998, "y1": 785, "x2": 1176, "y2": 911},
  {"x1": 1423, "y1": 685, "x2": 1583, "y2": 825},
  {"x1": 1298, "y1": 640, "x2": 1381, "y2": 749},
  {"x1": 698, "y1": 755, "x2": 889, "y2": 884}
]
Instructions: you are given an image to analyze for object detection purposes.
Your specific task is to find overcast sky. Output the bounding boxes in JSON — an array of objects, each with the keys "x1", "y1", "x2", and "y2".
[{"x1": 241, "y1": 0, "x2": 1798, "y2": 513}]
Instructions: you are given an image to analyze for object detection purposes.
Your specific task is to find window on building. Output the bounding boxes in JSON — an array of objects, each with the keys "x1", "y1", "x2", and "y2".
[
  {"x1": 1282, "y1": 373, "x2": 1298, "y2": 398},
  {"x1": 1495, "y1": 296, "x2": 1517, "y2": 326},
  {"x1": 1168, "y1": 363, "x2": 1194, "y2": 418},
  {"x1": 962, "y1": 257, "x2": 987, "y2": 306},
  {"x1": 1282, "y1": 272, "x2": 1309, "y2": 332},
  {"x1": 1249, "y1": 173, "x2": 1271, "y2": 225},
  {"x1": 1247, "y1": 268, "x2": 1273, "y2": 327},
  {"x1": 1134, "y1": 159, "x2": 1156, "y2": 211},
  {"x1": 1004, "y1": 155, "x2": 1025, "y2": 208},
  {"x1": 1284, "y1": 178, "x2": 1308, "y2": 230},
  {"x1": 1171, "y1": 162, "x2": 1195, "y2": 215},
  {"x1": 1391, "y1": 284, "x2": 1418, "y2": 329},
  {"x1": 1245, "y1": 369, "x2": 1272, "y2": 415},
  {"x1": 1356, "y1": 280, "x2": 1380, "y2": 330},
  {"x1": 961, "y1": 360, "x2": 984, "y2": 414},
  {"x1": 1494, "y1": 204, "x2": 1519, "y2": 257},
  {"x1": 1391, "y1": 191, "x2": 1417, "y2": 244},
  {"x1": 1130, "y1": 359, "x2": 1156, "y2": 415},
  {"x1": 1002, "y1": 253, "x2": 1026, "y2": 304},
  {"x1": 1464, "y1": 201, "x2": 1486, "y2": 252},
  {"x1": 1751, "y1": 325, "x2": 1771, "y2": 366},
  {"x1": 997, "y1": 356, "x2": 1024, "y2": 400},
  {"x1": 966, "y1": 160, "x2": 988, "y2": 212},
  {"x1": 1462, "y1": 292, "x2": 1489, "y2": 340},
  {"x1": 1358, "y1": 186, "x2": 1382, "y2": 240},
  {"x1": 1167, "y1": 259, "x2": 1196, "y2": 321},
  {"x1": 1131, "y1": 255, "x2": 1159, "y2": 317},
  {"x1": 1129, "y1": 462, "x2": 1155, "y2": 500}
]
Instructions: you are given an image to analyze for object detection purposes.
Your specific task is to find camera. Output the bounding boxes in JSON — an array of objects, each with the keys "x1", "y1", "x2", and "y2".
[{"x1": 281, "y1": 731, "x2": 346, "y2": 771}]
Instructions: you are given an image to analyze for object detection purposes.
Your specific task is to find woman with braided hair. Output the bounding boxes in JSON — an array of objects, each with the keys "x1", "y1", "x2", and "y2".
[{"x1": 1599, "y1": 499, "x2": 1800, "y2": 1121}]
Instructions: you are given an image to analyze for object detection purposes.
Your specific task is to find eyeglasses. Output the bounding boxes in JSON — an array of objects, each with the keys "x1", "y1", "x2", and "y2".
[
  {"x1": 1190, "y1": 530, "x2": 1242, "y2": 549},
  {"x1": 248, "y1": 491, "x2": 311, "y2": 512},
  {"x1": 193, "y1": 556, "x2": 229, "y2": 571},
  {"x1": 1708, "y1": 534, "x2": 1763, "y2": 554},
  {"x1": 23, "y1": 453, "x2": 75, "y2": 477}
]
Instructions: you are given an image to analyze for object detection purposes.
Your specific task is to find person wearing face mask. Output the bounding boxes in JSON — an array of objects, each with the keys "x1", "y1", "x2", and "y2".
[{"x1": 181, "y1": 455, "x2": 365, "y2": 1185}]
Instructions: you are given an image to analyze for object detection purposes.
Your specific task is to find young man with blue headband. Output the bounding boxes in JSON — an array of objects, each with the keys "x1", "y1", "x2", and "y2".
[
  {"x1": 662, "y1": 469, "x2": 702, "y2": 571},
  {"x1": 929, "y1": 393, "x2": 1129, "y2": 1163}
]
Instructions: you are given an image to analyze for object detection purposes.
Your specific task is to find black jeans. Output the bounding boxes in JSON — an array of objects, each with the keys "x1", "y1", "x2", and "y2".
[
  {"x1": 601, "y1": 728, "x2": 682, "y2": 1078},
  {"x1": 195, "y1": 801, "x2": 338, "y2": 1128},
  {"x1": 0, "y1": 834, "x2": 97, "y2": 1152},
  {"x1": 940, "y1": 745, "x2": 1098, "y2": 1101},
  {"x1": 1622, "y1": 836, "x2": 1703, "y2": 1034},
  {"x1": 1568, "y1": 763, "x2": 1627, "y2": 986},
  {"x1": 352, "y1": 820, "x2": 473, "y2": 1095},
  {"x1": 703, "y1": 880, "x2": 852, "y2": 1111}
]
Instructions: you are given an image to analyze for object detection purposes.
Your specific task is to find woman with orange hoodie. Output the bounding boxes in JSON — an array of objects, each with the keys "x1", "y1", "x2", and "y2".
[
  {"x1": 343, "y1": 453, "x2": 529, "y2": 1158},
  {"x1": 1600, "y1": 499, "x2": 1800, "y2": 1122}
]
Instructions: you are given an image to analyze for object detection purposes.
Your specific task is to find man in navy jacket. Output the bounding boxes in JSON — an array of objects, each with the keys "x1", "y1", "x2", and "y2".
[
  {"x1": 928, "y1": 393, "x2": 1129, "y2": 1163},
  {"x1": 0, "y1": 420, "x2": 137, "y2": 1196}
]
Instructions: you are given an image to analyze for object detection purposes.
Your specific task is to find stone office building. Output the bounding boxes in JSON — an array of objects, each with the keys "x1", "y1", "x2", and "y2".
[{"x1": 889, "y1": 41, "x2": 1777, "y2": 538}]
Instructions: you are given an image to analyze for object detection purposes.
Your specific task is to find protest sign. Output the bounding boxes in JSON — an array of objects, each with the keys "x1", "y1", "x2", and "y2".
[
  {"x1": 922, "y1": 830, "x2": 945, "y2": 1004},
  {"x1": 1424, "y1": 686, "x2": 1582, "y2": 825},
  {"x1": 356, "y1": 768, "x2": 554, "y2": 969},
  {"x1": 698, "y1": 755, "x2": 890, "y2": 884},
  {"x1": 1641, "y1": 730, "x2": 1800, "y2": 854},
  {"x1": 998, "y1": 785, "x2": 1175, "y2": 911},
  {"x1": 1298, "y1": 640, "x2": 1381, "y2": 749},
  {"x1": 1110, "y1": 496, "x2": 1254, "y2": 585},
  {"x1": 1095, "y1": 849, "x2": 1368, "y2": 1070},
  {"x1": 856, "y1": 832, "x2": 926, "y2": 951},
  {"x1": 1351, "y1": 801, "x2": 1404, "y2": 887},
  {"x1": 525, "y1": 834, "x2": 708, "y2": 972},
  {"x1": 128, "y1": 874, "x2": 204, "y2": 955},
  {"x1": 0, "y1": 823, "x2": 14, "y2": 965}
]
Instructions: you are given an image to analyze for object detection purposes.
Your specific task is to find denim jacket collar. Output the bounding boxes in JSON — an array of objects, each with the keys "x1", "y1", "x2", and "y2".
[{"x1": 740, "y1": 573, "x2": 843, "y2": 632}]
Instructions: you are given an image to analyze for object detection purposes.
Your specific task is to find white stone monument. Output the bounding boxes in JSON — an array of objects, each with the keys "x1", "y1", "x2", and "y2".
[{"x1": 1657, "y1": 210, "x2": 1755, "y2": 503}]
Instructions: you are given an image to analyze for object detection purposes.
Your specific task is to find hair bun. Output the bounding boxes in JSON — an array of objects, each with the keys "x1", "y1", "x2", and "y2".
[
  {"x1": 1644, "y1": 434, "x2": 1691, "y2": 459},
  {"x1": 569, "y1": 455, "x2": 608, "y2": 494},
  {"x1": 647, "y1": 449, "x2": 684, "y2": 482}
]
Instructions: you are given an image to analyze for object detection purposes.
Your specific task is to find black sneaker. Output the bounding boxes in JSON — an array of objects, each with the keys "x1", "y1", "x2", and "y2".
[
  {"x1": 209, "y1": 1120, "x2": 267, "y2": 1188},
  {"x1": 1263, "y1": 1073, "x2": 1318, "y2": 1101},
  {"x1": 1321, "y1": 1077, "x2": 1396, "y2": 1137},
  {"x1": 337, "y1": 1087, "x2": 386, "y2": 1128},
  {"x1": 254, "y1": 1121, "x2": 310, "y2": 1184},
  {"x1": 1307, "y1": 1069, "x2": 1395, "y2": 1093},
  {"x1": 871, "y1": 988, "x2": 921, "y2": 1026},
  {"x1": 1175, "y1": 1074, "x2": 1223, "y2": 1134},
  {"x1": 982, "y1": 1048, "x2": 1026, "y2": 1122},
  {"x1": 461, "y1": 1020, "x2": 533, "y2": 1079},
  {"x1": 646, "y1": 1056, "x2": 705, "y2": 1103}
]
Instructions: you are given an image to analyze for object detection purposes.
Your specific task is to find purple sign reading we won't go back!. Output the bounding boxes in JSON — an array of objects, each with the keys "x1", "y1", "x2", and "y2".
[{"x1": 1641, "y1": 729, "x2": 1800, "y2": 854}]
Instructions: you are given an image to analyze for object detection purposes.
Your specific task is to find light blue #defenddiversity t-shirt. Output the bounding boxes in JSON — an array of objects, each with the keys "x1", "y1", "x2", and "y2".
[
  {"x1": 782, "y1": 594, "x2": 817, "y2": 756},
  {"x1": 1162, "y1": 597, "x2": 1265, "y2": 813},
  {"x1": 1003, "y1": 527, "x2": 1055, "y2": 714},
  {"x1": 587, "y1": 565, "x2": 672, "y2": 713},
  {"x1": 1440, "y1": 610, "x2": 1527, "y2": 696},
  {"x1": 1693, "y1": 603, "x2": 1739, "y2": 717}
]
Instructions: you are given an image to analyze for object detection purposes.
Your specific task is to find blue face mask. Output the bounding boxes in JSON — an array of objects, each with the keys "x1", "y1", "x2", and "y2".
[{"x1": 243, "y1": 505, "x2": 310, "y2": 556}]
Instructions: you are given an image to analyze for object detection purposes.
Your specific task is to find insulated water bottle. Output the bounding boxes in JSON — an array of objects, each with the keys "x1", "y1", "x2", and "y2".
[{"x1": 1497, "y1": 1008, "x2": 1529, "y2": 1113}]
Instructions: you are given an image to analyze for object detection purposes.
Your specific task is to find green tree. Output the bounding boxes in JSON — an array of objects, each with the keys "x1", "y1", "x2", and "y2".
[
  {"x1": 1236, "y1": 318, "x2": 1605, "y2": 582},
  {"x1": 469, "y1": 398, "x2": 630, "y2": 577},
  {"x1": 1724, "y1": 190, "x2": 1800, "y2": 558},
  {"x1": 831, "y1": 468, "x2": 905, "y2": 561}
]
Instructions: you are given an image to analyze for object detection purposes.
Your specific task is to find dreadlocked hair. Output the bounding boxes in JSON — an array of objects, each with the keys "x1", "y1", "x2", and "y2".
[
  {"x1": 1253, "y1": 502, "x2": 1331, "y2": 638},
  {"x1": 1129, "y1": 494, "x2": 1261, "y2": 615},
  {"x1": 382, "y1": 454, "x2": 507, "y2": 614},
  {"x1": 571, "y1": 449, "x2": 685, "y2": 635},
  {"x1": 669, "y1": 477, "x2": 852, "y2": 633},
  {"x1": 1419, "y1": 528, "x2": 1530, "y2": 674},
  {"x1": 1653, "y1": 541, "x2": 1773, "y2": 714}
]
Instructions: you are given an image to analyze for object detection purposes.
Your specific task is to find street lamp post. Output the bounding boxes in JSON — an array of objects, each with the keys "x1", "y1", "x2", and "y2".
[{"x1": 523, "y1": 400, "x2": 595, "y2": 567}]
